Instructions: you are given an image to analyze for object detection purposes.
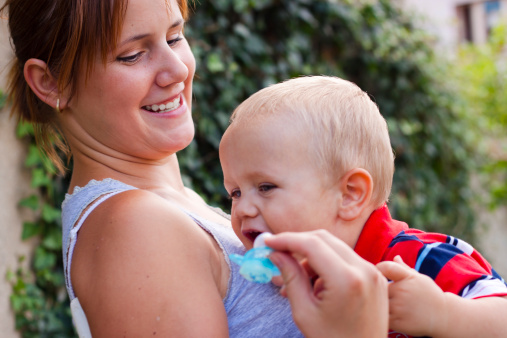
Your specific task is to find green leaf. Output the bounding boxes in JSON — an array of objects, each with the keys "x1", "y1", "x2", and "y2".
[
  {"x1": 207, "y1": 53, "x2": 226, "y2": 73},
  {"x1": 5, "y1": 269, "x2": 15, "y2": 282},
  {"x1": 41, "y1": 204, "x2": 61, "y2": 223},
  {"x1": 25, "y1": 145, "x2": 44, "y2": 168},
  {"x1": 10, "y1": 294, "x2": 24, "y2": 312},
  {"x1": 22, "y1": 222, "x2": 42, "y2": 240},
  {"x1": 16, "y1": 121, "x2": 34, "y2": 138},
  {"x1": 33, "y1": 247, "x2": 57, "y2": 271},
  {"x1": 0, "y1": 91, "x2": 6, "y2": 109},
  {"x1": 19, "y1": 195, "x2": 40, "y2": 211},
  {"x1": 41, "y1": 228, "x2": 62, "y2": 250},
  {"x1": 31, "y1": 168, "x2": 52, "y2": 188}
]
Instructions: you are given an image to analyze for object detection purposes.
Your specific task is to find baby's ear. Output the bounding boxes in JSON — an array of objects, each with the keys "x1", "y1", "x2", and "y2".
[{"x1": 337, "y1": 168, "x2": 373, "y2": 221}]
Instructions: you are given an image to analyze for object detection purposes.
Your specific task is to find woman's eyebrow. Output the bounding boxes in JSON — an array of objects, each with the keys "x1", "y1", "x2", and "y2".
[
  {"x1": 119, "y1": 34, "x2": 150, "y2": 48},
  {"x1": 118, "y1": 19, "x2": 184, "y2": 47}
]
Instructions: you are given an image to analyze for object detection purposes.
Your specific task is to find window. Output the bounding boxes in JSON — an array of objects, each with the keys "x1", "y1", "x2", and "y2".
[{"x1": 456, "y1": 0, "x2": 503, "y2": 44}]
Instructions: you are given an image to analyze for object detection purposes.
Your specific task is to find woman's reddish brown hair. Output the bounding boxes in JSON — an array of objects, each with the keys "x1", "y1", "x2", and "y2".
[{"x1": 0, "y1": 0, "x2": 189, "y2": 173}]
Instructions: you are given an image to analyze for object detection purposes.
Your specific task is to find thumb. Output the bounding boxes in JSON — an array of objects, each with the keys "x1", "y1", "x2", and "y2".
[
  {"x1": 376, "y1": 258, "x2": 413, "y2": 282},
  {"x1": 270, "y1": 252, "x2": 315, "y2": 313}
]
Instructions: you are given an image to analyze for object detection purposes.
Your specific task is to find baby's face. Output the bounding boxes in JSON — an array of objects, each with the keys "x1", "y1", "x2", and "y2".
[{"x1": 219, "y1": 119, "x2": 341, "y2": 250}]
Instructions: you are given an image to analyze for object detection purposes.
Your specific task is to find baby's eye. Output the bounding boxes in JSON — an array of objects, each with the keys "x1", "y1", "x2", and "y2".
[
  {"x1": 258, "y1": 184, "x2": 276, "y2": 193},
  {"x1": 229, "y1": 189, "x2": 241, "y2": 200}
]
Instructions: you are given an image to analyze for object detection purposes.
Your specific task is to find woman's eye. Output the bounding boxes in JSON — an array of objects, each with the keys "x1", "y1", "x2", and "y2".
[
  {"x1": 167, "y1": 36, "x2": 183, "y2": 47},
  {"x1": 258, "y1": 184, "x2": 276, "y2": 193},
  {"x1": 117, "y1": 52, "x2": 143, "y2": 64},
  {"x1": 229, "y1": 189, "x2": 241, "y2": 200}
]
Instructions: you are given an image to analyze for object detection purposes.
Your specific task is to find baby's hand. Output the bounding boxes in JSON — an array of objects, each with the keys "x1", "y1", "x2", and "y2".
[{"x1": 377, "y1": 256, "x2": 448, "y2": 337}]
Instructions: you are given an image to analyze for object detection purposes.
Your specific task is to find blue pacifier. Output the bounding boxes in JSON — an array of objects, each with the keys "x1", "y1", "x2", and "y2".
[{"x1": 229, "y1": 232, "x2": 281, "y2": 283}]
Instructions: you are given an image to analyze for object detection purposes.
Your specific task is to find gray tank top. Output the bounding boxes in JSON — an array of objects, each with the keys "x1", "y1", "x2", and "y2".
[{"x1": 62, "y1": 178, "x2": 303, "y2": 337}]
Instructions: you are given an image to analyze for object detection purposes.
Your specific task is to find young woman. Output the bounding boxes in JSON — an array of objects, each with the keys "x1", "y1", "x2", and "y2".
[{"x1": 1, "y1": 0, "x2": 388, "y2": 336}]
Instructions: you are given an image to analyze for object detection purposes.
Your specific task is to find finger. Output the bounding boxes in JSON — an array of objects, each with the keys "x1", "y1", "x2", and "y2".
[
  {"x1": 271, "y1": 275, "x2": 284, "y2": 287},
  {"x1": 269, "y1": 251, "x2": 315, "y2": 312},
  {"x1": 266, "y1": 230, "x2": 371, "y2": 275},
  {"x1": 393, "y1": 255, "x2": 410, "y2": 268},
  {"x1": 300, "y1": 258, "x2": 317, "y2": 279},
  {"x1": 266, "y1": 231, "x2": 353, "y2": 283},
  {"x1": 302, "y1": 230, "x2": 365, "y2": 265},
  {"x1": 376, "y1": 260, "x2": 413, "y2": 282}
]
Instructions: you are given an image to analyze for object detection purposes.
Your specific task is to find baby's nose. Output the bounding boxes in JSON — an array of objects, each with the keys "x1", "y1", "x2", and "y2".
[{"x1": 234, "y1": 197, "x2": 259, "y2": 218}]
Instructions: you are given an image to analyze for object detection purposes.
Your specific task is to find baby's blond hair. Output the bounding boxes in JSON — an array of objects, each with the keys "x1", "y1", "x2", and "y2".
[{"x1": 228, "y1": 76, "x2": 394, "y2": 208}]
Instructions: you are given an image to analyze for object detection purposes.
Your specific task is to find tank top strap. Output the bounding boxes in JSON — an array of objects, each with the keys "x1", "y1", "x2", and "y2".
[{"x1": 61, "y1": 179, "x2": 137, "y2": 299}]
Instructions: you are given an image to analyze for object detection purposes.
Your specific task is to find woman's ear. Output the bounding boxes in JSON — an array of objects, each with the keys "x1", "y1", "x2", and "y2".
[
  {"x1": 337, "y1": 168, "x2": 373, "y2": 221},
  {"x1": 23, "y1": 58, "x2": 63, "y2": 110}
]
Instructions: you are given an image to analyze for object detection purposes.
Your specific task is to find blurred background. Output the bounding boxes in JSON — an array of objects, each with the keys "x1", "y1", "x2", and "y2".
[{"x1": 1, "y1": 0, "x2": 506, "y2": 336}]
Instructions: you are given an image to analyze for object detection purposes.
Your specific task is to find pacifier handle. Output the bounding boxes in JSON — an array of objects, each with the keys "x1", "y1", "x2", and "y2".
[{"x1": 253, "y1": 232, "x2": 274, "y2": 248}]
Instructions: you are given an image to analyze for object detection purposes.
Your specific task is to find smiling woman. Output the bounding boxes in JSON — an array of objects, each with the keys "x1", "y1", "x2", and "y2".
[{"x1": 0, "y1": 0, "x2": 304, "y2": 336}]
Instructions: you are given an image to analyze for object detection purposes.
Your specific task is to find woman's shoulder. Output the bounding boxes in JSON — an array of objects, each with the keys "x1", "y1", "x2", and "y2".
[
  {"x1": 72, "y1": 189, "x2": 227, "y2": 335},
  {"x1": 71, "y1": 187, "x2": 229, "y2": 335},
  {"x1": 83, "y1": 187, "x2": 211, "y2": 247}
]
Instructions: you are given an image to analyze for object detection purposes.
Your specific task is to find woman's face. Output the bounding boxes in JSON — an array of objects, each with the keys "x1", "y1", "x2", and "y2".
[{"x1": 64, "y1": 0, "x2": 196, "y2": 161}]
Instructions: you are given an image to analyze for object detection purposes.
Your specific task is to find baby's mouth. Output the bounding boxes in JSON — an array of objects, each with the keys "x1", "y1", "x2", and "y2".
[
  {"x1": 243, "y1": 231, "x2": 262, "y2": 243},
  {"x1": 143, "y1": 95, "x2": 181, "y2": 113}
]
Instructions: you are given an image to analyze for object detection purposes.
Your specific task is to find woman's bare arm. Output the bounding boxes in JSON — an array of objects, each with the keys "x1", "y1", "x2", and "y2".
[{"x1": 71, "y1": 189, "x2": 229, "y2": 337}]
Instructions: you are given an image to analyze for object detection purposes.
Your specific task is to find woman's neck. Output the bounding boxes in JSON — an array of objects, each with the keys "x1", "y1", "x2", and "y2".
[{"x1": 69, "y1": 150, "x2": 186, "y2": 195}]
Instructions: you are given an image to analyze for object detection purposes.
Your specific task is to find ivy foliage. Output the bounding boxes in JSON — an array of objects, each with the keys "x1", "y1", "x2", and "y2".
[
  {"x1": 6, "y1": 107, "x2": 74, "y2": 335},
  {"x1": 183, "y1": 0, "x2": 478, "y2": 242}
]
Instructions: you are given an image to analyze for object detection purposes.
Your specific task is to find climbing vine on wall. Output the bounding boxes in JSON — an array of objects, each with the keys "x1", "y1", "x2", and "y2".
[{"x1": 6, "y1": 113, "x2": 74, "y2": 336}]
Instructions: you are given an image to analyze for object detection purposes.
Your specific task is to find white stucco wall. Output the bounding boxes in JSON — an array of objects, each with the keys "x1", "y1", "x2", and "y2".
[
  {"x1": 0, "y1": 10, "x2": 34, "y2": 338},
  {"x1": 477, "y1": 205, "x2": 507, "y2": 277},
  {"x1": 401, "y1": 0, "x2": 462, "y2": 49},
  {"x1": 402, "y1": 0, "x2": 507, "y2": 47}
]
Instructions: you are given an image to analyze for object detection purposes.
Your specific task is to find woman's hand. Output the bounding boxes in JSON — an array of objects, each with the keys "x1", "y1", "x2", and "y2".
[{"x1": 265, "y1": 230, "x2": 388, "y2": 338}]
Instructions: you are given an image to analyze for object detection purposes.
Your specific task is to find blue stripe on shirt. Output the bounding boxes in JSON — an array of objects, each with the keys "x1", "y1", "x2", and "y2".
[{"x1": 415, "y1": 242, "x2": 464, "y2": 280}]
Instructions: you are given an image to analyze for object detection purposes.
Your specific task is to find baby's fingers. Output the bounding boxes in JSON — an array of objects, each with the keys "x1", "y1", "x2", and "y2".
[{"x1": 376, "y1": 258, "x2": 413, "y2": 283}]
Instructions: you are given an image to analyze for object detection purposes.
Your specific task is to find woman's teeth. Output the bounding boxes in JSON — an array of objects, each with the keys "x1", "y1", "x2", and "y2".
[{"x1": 145, "y1": 96, "x2": 181, "y2": 113}]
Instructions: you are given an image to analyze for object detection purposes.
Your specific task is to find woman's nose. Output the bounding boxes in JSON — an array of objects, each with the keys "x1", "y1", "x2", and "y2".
[{"x1": 155, "y1": 45, "x2": 189, "y2": 88}]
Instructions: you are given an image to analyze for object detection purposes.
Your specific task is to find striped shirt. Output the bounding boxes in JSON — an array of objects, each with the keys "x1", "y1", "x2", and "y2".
[
  {"x1": 355, "y1": 205, "x2": 507, "y2": 298},
  {"x1": 355, "y1": 205, "x2": 507, "y2": 338}
]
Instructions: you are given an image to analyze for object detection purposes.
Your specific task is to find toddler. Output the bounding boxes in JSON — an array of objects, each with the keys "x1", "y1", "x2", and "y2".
[{"x1": 219, "y1": 76, "x2": 507, "y2": 337}]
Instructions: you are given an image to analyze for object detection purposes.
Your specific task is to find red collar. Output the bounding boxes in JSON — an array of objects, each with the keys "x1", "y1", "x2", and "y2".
[{"x1": 354, "y1": 204, "x2": 409, "y2": 264}]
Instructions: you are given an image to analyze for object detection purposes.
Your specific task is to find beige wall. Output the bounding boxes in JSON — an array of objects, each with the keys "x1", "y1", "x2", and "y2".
[
  {"x1": 0, "y1": 12, "x2": 34, "y2": 338},
  {"x1": 477, "y1": 201, "x2": 507, "y2": 277}
]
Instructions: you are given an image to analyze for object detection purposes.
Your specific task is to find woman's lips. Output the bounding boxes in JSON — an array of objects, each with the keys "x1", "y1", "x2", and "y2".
[{"x1": 143, "y1": 95, "x2": 181, "y2": 113}]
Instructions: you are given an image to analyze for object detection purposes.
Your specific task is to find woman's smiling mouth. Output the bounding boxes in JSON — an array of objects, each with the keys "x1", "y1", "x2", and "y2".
[{"x1": 143, "y1": 95, "x2": 181, "y2": 113}]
